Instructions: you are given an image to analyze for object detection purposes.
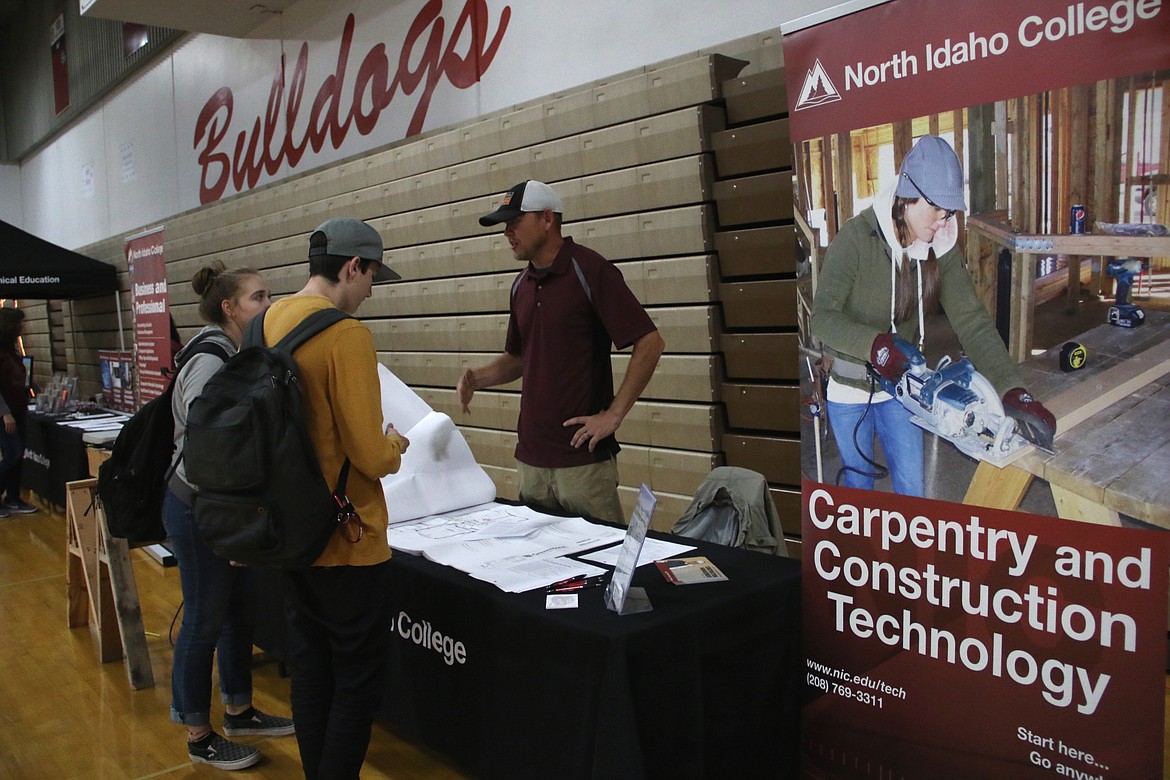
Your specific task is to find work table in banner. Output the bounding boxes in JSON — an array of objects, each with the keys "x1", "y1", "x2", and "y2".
[{"x1": 252, "y1": 515, "x2": 802, "y2": 780}]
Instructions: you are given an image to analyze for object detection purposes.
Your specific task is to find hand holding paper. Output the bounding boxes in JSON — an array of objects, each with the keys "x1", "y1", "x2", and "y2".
[{"x1": 377, "y1": 364, "x2": 495, "y2": 524}]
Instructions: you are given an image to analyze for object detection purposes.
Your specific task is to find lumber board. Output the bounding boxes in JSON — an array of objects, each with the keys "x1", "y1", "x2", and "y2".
[
  {"x1": 962, "y1": 461, "x2": 1034, "y2": 511},
  {"x1": 1050, "y1": 484, "x2": 1122, "y2": 526},
  {"x1": 1104, "y1": 442, "x2": 1170, "y2": 528},
  {"x1": 66, "y1": 480, "x2": 121, "y2": 663},
  {"x1": 966, "y1": 213, "x2": 1170, "y2": 257},
  {"x1": 967, "y1": 315, "x2": 1170, "y2": 527},
  {"x1": 1037, "y1": 384, "x2": 1162, "y2": 507},
  {"x1": 991, "y1": 315, "x2": 1170, "y2": 472},
  {"x1": 1038, "y1": 334, "x2": 1170, "y2": 434}
]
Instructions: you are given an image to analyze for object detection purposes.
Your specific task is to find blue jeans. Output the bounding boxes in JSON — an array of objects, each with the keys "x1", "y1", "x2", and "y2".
[
  {"x1": 163, "y1": 489, "x2": 256, "y2": 726},
  {"x1": 0, "y1": 414, "x2": 26, "y2": 503},
  {"x1": 827, "y1": 398, "x2": 924, "y2": 497}
]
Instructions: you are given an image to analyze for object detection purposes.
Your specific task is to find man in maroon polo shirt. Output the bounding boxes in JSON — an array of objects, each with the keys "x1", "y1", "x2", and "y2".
[{"x1": 457, "y1": 180, "x2": 665, "y2": 524}]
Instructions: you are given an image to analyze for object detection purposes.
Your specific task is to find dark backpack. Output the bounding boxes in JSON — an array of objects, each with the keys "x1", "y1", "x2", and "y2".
[
  {"x1": 184, "y1": 307, "x2": 354, "y2": 569},
  {"x1": 96, "y1": 334, "x2": 229, "y2": 544}
]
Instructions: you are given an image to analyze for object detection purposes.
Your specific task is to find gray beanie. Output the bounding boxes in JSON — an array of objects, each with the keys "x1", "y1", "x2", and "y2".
[{"x1": 895, "y1": 135, "x2": 966, "y2": 212}]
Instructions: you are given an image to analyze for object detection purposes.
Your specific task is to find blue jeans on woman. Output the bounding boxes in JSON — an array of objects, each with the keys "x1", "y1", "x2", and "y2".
[
  {"x1": 162, "y1": 489, "x2": 256, "y2": 726},
  {"x1": 827, "y1": 398, "x2": 924, "y2": 497},
  {"x1": 0, "y1": 413, "x2": 27, "y2": 503}
]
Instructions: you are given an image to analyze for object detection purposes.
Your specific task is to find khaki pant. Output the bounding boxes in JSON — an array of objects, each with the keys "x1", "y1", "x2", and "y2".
[{"x1": 516, "y1": 457, "x2": 625, "y2": 524}]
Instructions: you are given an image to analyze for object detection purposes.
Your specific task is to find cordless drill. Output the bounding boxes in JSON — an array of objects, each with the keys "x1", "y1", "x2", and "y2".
[{"x1": 1105, "y1": 257, "x2": 1147, "y2": 328}]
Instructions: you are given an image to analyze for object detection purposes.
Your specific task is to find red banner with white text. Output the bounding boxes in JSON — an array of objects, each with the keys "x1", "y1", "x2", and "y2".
[
  {"x1": 802, "y1": 481, "x2": 1168, "y2": 779},
  {"x1": 126, "y1": 228, "x2": 171, "y2": 406},
  {"x1": 784, "y1": 0, "x2": 1170, "y2": 142}
]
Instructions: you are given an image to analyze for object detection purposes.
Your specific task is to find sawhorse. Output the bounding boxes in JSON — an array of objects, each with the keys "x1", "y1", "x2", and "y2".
[{"x1": 65, "y1": 478, "x2": 154, "y2": 690}]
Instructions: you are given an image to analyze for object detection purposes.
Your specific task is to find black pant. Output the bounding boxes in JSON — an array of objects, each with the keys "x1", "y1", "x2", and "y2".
[
  {"x1": 283, "y1": 562, "x2": 392, "y2": 780},
  {"x1": 0, "y1": 412, "x2": 26, "y2": 503}
]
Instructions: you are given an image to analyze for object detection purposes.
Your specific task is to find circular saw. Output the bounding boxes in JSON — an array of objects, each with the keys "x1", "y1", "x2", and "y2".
[{"x1": 874, "y1": 347, "x2": 1050, "y2": 467}]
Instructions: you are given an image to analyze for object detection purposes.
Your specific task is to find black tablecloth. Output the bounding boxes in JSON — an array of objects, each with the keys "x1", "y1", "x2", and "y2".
[
  {"x1": 22, "y1": 412, "x2": 90, "y2": 507},
  {"x1": 254, "y1": 530, "x2": 802, "y2": 779}
]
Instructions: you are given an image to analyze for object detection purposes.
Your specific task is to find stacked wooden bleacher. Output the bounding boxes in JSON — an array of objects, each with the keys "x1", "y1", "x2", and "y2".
[
  {"x1": 707, "y1": 67, "x2": 802, "y2": 554},
  {"x1": 60, "y1": 34, "x2": 796, "y2": 540}
]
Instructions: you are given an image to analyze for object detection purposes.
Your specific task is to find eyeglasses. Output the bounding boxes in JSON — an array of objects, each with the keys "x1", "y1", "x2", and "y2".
[{"x1": 902, "y1": 172, "x2": 957, "y2": 222}]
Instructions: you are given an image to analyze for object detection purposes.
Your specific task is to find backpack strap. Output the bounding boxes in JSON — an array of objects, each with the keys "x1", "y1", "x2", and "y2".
[
  {"x1": 242, "y1": 306, "x2": 358, "y2": 508},
  {"x1": 166, "y1": 336, "x2": 232, "y2": 484},
  {"x1": 179, "y1": 335, "x2": 231, "y2": 368},
  {"x1": 243, "y1": 307, "x2": 354, "y2": 353},
  {"x1": 164, "y1": 331, "x2": 231, "y2": 380}
]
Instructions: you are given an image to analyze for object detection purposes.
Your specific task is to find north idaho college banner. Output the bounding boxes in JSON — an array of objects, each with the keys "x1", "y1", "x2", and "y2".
[
  {"x1": 783, "y1": 0, "x2": 1170, "y2": 778},
  {"x1": 783, "y1": 0, "x2": 1169, "y2": 142}
]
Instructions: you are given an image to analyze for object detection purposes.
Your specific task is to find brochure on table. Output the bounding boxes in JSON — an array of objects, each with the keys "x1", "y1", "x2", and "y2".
[{"x1": 604, "y1": 484, "x2": 658, "y2": 615}]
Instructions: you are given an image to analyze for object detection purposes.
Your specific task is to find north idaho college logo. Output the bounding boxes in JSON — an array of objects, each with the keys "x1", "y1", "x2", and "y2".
[{"x1": 795, "y1": 58, "x2": 842, "y2": 111}]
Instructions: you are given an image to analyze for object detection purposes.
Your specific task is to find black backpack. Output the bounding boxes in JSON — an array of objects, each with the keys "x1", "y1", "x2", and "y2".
[
  {"x1": 96, "y1": 333, "x2": 230, "y2": 544},
  {"x1": 184, "y1": 307, "x2": 354, "y2": 569}
]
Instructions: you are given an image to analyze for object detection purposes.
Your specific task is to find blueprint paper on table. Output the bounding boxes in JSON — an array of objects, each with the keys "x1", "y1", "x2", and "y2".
[
  {"x1": 385, "y1": 503, "x2": 624, "y2": 592},
  {"x1": 378, "y1": 364, "x2": 496, "y2": 524}
]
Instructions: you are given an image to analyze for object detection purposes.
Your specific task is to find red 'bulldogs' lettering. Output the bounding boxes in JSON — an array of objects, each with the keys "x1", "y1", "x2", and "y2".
[{"x1": 193, "y1": 0, "x2": 510, "y2": 204}]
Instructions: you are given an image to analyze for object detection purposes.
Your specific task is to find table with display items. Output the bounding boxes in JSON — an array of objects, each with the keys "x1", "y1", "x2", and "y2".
[
  {"x1": 23, "y1": 411, "x2": 91, "y2": 508},
  {"x1": 253, "y1": 522, "x2": 801, "y2": 779}
]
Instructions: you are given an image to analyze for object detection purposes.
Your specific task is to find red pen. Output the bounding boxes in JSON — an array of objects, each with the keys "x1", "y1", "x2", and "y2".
[
  {"x1": 548, "y1": 574, "x2": 586, "y2": 589},
  {"x1": 547, "y1": 578, "x2": 604, "y2": 594}
]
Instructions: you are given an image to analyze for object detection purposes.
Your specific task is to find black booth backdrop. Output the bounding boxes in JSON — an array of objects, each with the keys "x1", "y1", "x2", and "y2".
[{"x1": 1, "y1": 220, "x2": 119, "y2": 505}]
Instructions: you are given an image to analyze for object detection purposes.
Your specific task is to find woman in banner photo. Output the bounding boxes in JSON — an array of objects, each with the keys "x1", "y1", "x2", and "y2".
[
  {"x1": 163, "y1": 261, "x2": 294, "y2": 770},
  {"x1": 0, "y1": 307, "x2": 37, "y2": 517},
  {"x1": 810, "y1": 134, "x2": 1056, "y2": 496}
]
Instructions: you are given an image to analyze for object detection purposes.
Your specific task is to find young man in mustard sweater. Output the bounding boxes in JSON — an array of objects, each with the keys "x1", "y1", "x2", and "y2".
[{"x1": 263, "y1": 217, "x2": 409, "y2": 779}]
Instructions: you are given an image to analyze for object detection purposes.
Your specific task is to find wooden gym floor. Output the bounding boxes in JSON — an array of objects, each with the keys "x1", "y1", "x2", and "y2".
[{"x1": 0, "y1": 504, "x2": 468, "y2": 779}]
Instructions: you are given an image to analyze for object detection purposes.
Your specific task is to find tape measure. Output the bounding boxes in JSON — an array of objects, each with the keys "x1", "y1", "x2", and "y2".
[{"x1": 1059, "y1": 341, "x2": 1087, "y2": 372}]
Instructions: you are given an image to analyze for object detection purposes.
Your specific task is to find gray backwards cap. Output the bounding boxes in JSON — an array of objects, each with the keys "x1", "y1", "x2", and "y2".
[
  {"x1": 895, "y1": 135, "x2": 967, "y2": 212},
  {"x1": 309, "y1": 217, "x2": 400, "y2": 282}
]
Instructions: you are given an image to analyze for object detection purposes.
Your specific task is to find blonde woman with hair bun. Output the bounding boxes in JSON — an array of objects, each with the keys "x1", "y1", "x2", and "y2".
[{"x1": 161, "y1": 262, "x2": 294, "y2": 770}]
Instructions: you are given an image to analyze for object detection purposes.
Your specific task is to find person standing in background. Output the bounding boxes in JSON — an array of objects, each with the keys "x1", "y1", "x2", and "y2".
[
  {"x1": 164, "y1": 262, "x2": 293, "y2": 771},
  {"x1": 0, "y1": 307, "x2": 36, "y2": 517},
  {"x1": 458, "y1": 180, "x2": 665, "y2": 524},
  {"x1": 263, "y1": 217, "x2": 409, "y2": 780}
]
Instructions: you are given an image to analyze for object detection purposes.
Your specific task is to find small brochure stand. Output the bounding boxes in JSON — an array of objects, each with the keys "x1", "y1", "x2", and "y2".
[{"x1": 604, "y1": 484, "x2": 658, "y2": 615}]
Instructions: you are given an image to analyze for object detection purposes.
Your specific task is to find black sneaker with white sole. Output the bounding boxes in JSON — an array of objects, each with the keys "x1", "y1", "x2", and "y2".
[
  {"x1": 187, "y1": 731, "x2": 261, "y2": 770},
  {"x1": 223, "y1": 707, "x2": 296, "y2": 737}
]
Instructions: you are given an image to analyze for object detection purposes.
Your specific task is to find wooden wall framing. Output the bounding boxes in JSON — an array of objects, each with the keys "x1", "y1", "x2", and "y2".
[{"x1": 799, "y1": 71, "x2": 1169, "y2": 357}]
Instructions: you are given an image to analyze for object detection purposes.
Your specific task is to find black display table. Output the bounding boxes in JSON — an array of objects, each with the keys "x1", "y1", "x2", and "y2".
[
  {"x1": 23, "y1": 412, "x2": 91, "y2": 508},
  {"x1": 253, "y1": 527, "x2": 801, "y2": 779}
]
